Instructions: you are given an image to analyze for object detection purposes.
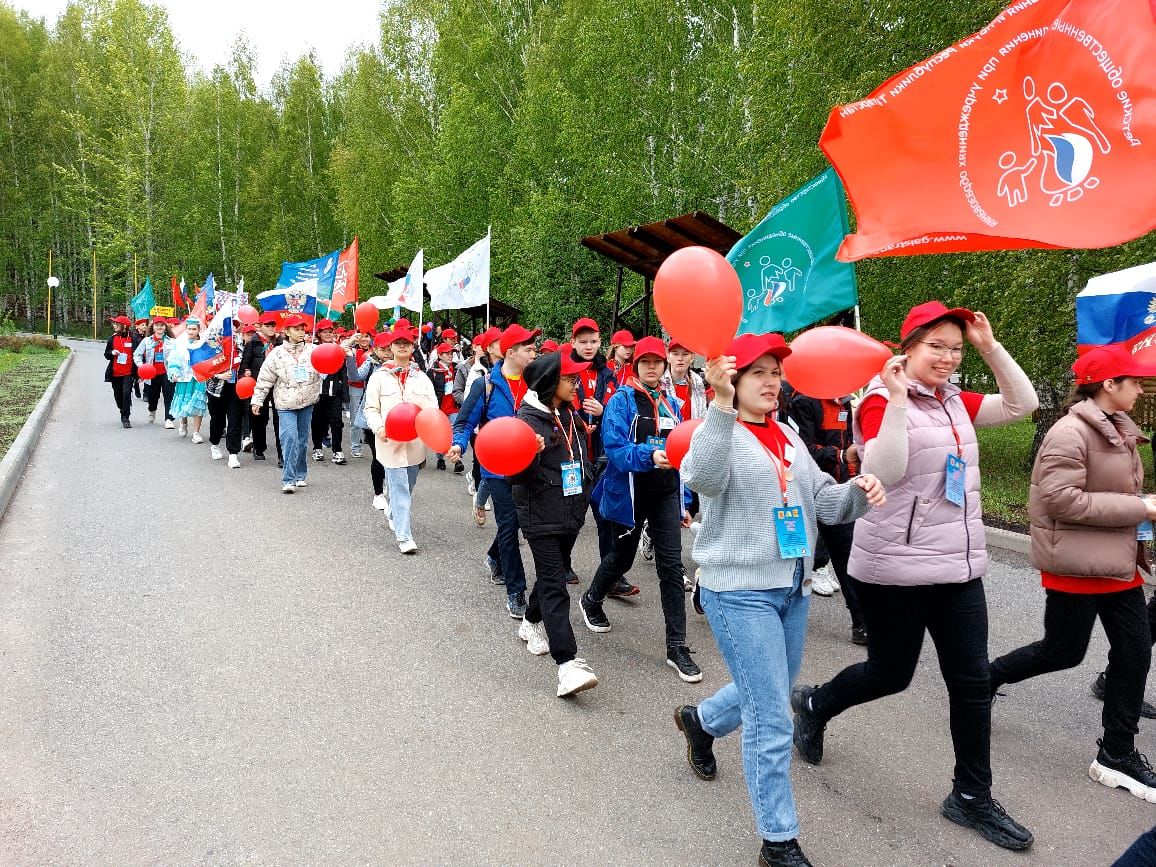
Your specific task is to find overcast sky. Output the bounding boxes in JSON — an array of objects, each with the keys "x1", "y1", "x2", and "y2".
[{"x1": 12, "y1": 0, "x2": 384, "y2": 88}]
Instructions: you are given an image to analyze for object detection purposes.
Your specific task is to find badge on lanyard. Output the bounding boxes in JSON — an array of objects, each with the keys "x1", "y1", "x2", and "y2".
[
  {"x1": 774, "y1": 506, "x2": 811, "y2": 559},
  {"x1": 117, "y1": 352, "x2": 128, "y2": 365},
  {"x1": 647, "y1": 434, "x2": 666, "y2": 450},
  {"x1": 1139, "y1": 496, "x2": 1154, "y2": 541},
  {"x1": 838, "y1": 410, "x2": 848, "y2": 422},
  {"x1": 945, "y1": 454, "x2": 966, "y2": 507},
  {"x1": 293, "y1": 362, "x2": 309, "y2": 383},
  {"x1": 561, "y1": 461, "x2": 583, "y2": 497},
  {"x1": 658, "y1": 415, "x2": 676, "y2": 431}
]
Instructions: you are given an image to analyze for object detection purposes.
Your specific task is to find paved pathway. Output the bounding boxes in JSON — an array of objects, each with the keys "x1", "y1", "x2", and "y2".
[{"x1": 1, "y1": 340, "x2": 1153, "y2": 865}]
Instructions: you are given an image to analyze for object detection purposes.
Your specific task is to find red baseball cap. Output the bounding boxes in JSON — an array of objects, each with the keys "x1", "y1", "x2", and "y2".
[
  {"x1": 258, "y1": 312, "x2": 279, "y2": 325},
  {"x1": 540, "y1": 339, "x2": 560, "y2": 353},
  {"x1": 633, "y1": 335, "x2": 667, "y2": 361},
  {"x1": 390, "y1": 326, "x2": 417, "y2": 344},
  {"x1": 151, "y1": 316, "x2": 167, "y2": 324},
  {"x1": 134, "y1": 317, "x2": 149, "y2": 326},
  {"x1": 474, "y1": 326, "x2": 501, "y2": 349},
  {"x1": 667, "y1": 337, "x2": 692, "y2": 353},
  {"x1": 726, "y1": 333, "x2": 792, "y2": 369},
  {"x1": 108, "y1": 315, "x2": 132, "y2": 326},
  {"x1": 442, "y1": 328, "x2": 458, "y2": 341},
  {"x1": 499, "y1": 323, "x2": 542, "y2": 356},
  {"x1": 241, "y1": 324, "x2": 258, "y2": 334},
  {"x1": 610, "y1": 329, "x2": 636, "y2": 347},
  {"x1": 315, "y1": 318, "x2": 335, "y2": 331},
  {"x1": 282, "y1": 314, "x2": 309, "y2": 329},
  {"x1": 900, "y1": 301, "x2": 976, "y2": 340},
  {"x1": 559, "y1": 344, "x2": 590, "y2": 375},
  {"x1": 395, "y1": 318, "x2": 412, "y2": 331},
  {"x1": 436, "y1": 342, "x2": 454, "y2": 354},
  {"x1": 1073, "y1": 345, "x2": 1156, "y2": 384},
  {"x1": 165, "y1": 317, "x2": 180, "y2": 326},
  {"x1": 372, "y1": 332, "x2": 393, "y2": 348},
  {"x1": 572, "y1": 317, "x2": 600, "y2": 336}
]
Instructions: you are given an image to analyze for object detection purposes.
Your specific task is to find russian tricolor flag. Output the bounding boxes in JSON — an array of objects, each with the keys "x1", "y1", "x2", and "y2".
[
  {"x1": 1076, "y1": 262, "x2": 1156, "y2": 360},
  {"x1": 189, "y1": 315, "x2": 234, "y2": 382}
]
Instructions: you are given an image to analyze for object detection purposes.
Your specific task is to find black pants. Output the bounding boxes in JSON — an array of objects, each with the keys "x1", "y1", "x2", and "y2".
[
  {"x1": 588, "y1": 488, "x2": 687, "y2": 649},
  {"x1": 250, "y1": 394, "x2": 272, "y2": 457},
  {"x1": 311, "y1": 392, "x2": 343, "y2": 451},
  {"x1": 818, "y1": 521, "x2": 866, "y2": 631},
  {"x1": 361, "y1": 428, "x2": 385, "y2": 496},
  {"x1": 526, "y1": 532, "x2": 580, "y2": 665},
  {"x1": 486, "y1": 477, "x2": 526, "y2": 596},
  {"x1": 110, "y1": 375, "x2": 133, "y2": 420},
  {"x1": 146, "y1": 377, "x2": 174, "y2": 419},
  {"x1": 991, "y1": 586, "x2": 1150, "y2": 756},
  {"x1": 810, "y1": 577, "x2": 992, "y2": 797},
  {"x1": 207, "y1": 383, "x2": 245, "y2": 455}
]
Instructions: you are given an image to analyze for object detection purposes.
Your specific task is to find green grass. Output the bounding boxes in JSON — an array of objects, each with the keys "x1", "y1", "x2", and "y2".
[
  {"x1": 977, "y1": 419, "x2": 1155, "y2": 533},
  {"x1": 0, "y1": 346, "x2": 69, "y2": 459}
]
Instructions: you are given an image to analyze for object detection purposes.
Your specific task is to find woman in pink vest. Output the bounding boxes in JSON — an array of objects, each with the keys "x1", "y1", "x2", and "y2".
[{"x1": 790, "y1": 301, "x2": 1039, "y2": 852}]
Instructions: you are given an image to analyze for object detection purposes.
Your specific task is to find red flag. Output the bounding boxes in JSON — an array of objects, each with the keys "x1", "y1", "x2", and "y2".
[
  {"x1": 330, "y1": 238, "x2": 359, "y2": 312},
  {"x1": 821, "y1": 0, "x2": 1156, "y2": 261},
  {"x1": 171, "y1": 276, "x2": 183, "y2": 310}
]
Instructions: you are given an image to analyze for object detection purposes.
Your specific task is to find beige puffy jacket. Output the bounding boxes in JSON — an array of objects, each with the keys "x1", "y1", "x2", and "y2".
[{"x1": 251, "y1": 341, "x2": 322, "y2": 411}]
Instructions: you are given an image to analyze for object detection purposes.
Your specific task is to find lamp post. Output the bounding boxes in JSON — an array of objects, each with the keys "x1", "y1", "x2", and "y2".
[{"x1": 46, "y1": 275, "x2": 59, "y2": 336}]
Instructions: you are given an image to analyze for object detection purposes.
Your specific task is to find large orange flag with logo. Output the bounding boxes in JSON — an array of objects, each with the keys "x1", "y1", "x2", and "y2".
[{"x1": 821, "y1": 0, "x2": 1156, "y2": 262}]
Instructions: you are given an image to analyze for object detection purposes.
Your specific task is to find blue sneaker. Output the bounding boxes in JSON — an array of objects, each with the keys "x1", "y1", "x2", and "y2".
[{"x1": 507, "y1": 592, "x2": 527, "y2": 619}]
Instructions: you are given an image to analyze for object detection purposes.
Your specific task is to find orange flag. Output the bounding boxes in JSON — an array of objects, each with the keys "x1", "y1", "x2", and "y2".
[
  {"x1": 821, "y1": 0, "x2": 1156, "y2": 261},
  {"x1": 329, "y1": 237, "x2": 359, "y2": 312}
]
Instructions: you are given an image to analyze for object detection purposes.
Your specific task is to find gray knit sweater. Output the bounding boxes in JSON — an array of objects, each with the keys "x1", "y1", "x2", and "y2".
[{"x1": 682, "y1": 404, "x2": 871, "y2": 593}]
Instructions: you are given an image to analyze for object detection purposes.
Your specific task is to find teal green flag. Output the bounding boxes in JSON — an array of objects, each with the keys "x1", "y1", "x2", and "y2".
[
  {"x1": 130, "y1": 277, "x2": 155, "y2": 320},
  {"x1": 727, "y1": 168, "x2": 857, "y2": 335}
]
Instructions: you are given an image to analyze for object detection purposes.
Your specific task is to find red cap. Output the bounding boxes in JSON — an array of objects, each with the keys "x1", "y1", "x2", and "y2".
[
  {"x1": 436, "y1": 342, "x2": 454, "y2": 354},
  {"x1": 134, "y1": 317, "x2": 149, "y2": 326},
  {"x1": 572, "y1": 317, "x2": 600, "y2": 336},
  {"x1": 610, "y1": 329, "x2": 636, "y2": 347},
  {"x1": 499, "y1": 324, "x2": 542, "y2": 356},
  {"x1": 315, "y1": 318, "x2": 335, "y2": 331},
  {"x1": 373, "y1": 331, "x2": 396, "y2": 348},
  {"x1": 1073, "y1": 345, "x2": 1156, "y2": 384},
  {"x1": 165, "y1": 317, "x2": 180, "y2": 326},
  {"x1": 726, "y1": 333, "x2": 792, "y2": 369},
  {"x1": 389, "y1": 326, "x2": 417, "y2": 344},
  {"x1": 474, "y1": 326, "x2": 502, "y2": 349},
  {"x1": 559, "y1": 344, "x2": 590, "y2": 375},
  {"x1": 282, "y1": 314, "x2": 309, "y2": 329},
  {"x1": 667, "y1": 337, "x2": 692, "y2": 353},
  {"x1": 241, "y1": 324, "x2": 258, "y2": 334},
  {"x1": 258, "y1": 312, "x2": 279, "y2": 325},
  {"x1": 442, "y1": 328, "x2": 458, "y2": 341},
  {"x1": 151, "y1": 316, "x2": 167, "y2": 324},
  {"x1": 108, "y1": 315, "x2": 132, "y2": 326},
  {"x1": 633, "y1": 336, "x2": 667, "y2": 361},
  {"x1": 900, "y1": 301, "x2": 976, "y2": 340},
  {"x1": 540, "y1": 339, "x2": 560, "y2": 353},
  {"x1": 395, "y1": 318, "x2": 412, "y2": 331}
]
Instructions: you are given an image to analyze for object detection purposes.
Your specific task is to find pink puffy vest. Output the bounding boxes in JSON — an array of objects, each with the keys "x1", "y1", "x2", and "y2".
[{"x1": 849, "y1": 377, "x2": 988, "y2": 586}]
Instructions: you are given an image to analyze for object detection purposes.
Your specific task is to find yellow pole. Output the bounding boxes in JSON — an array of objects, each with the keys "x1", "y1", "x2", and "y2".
[
  {"x1": 92, "y1": 248, "x2": 98, "y2": 339},
  {"x1": 133, "y1": 252, "x2": 138, "y2": 294},
  {"x1": 46, "y1": 249, "x2": 52, "y2": 335}
]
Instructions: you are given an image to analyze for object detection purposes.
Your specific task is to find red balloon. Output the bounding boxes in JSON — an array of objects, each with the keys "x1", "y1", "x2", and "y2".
[
  {"x1": 137, "y1": 363, "x2": 157, "y2": 381},
  {"x1": 475, "y1": 416, "x2": 538, "y2": 476},
  {"x1": 415, "y1": 407, "x2": 452, "y2": 453},
  {"x1": 354, "y1": 301, "x2": 379, "y2": 333},
  {"x1": 783, "y1": 326, "x2": 893, "y2": 399},
  {"x1": 665, "y1": 417, "x2": 704, "y2": 470},
  {"x1": 385, "y1": 402, "x2": 421, "y2": 442},
  {"x1": 237, "y1": 304, "x2": 259, "y2": 326},
  {"x1": 310, "y1": 342, "x2": 345, "y2": 375},
  {"x1": 235, "y1": 375, "x2": 257, "y2": 399},
  {"x1": 654, "y1": 246, "x2": 743, "y2": 359}
]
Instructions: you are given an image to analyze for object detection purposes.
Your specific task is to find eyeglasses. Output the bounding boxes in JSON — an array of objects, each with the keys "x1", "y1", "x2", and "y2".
[
  {"x1": 920, "y1": 341, "x2": 965, "y2": 359},
  {"x1": 560, "y1": 375, "x2": 580, "y2": 386}
]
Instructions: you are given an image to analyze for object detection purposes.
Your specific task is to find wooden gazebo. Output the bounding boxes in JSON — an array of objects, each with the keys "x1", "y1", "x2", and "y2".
[{"x1": 580, "y1": 211, "x2": 742, "y2": 336}]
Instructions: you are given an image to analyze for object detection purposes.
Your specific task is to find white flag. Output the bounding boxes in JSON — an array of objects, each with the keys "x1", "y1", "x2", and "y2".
[
  {"x1": 428, "y1": 232, "x2": 490, "y2": 311},
  {"x1": 382, "y1": 249, "x2": 424, "y2": 313}
]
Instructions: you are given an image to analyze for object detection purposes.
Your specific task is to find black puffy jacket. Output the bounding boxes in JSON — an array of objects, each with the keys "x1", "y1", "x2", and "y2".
[{"x1": 510, "y1": 401, "x2": 591, "y2": 538}]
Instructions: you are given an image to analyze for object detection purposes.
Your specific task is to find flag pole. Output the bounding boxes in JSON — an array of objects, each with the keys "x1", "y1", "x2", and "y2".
[
  {"x1": 92, "y1": 248, "x2": 98, "y2": 338},
  {"x1": 486, "y1": 225, "x2": 492, "y2": 327},
  {"x1": 853, "y1": 304, "x2": 862, "y2": 332},
  {"x1": 46, "y1": 248, "x2": 52, "y2": 336}
]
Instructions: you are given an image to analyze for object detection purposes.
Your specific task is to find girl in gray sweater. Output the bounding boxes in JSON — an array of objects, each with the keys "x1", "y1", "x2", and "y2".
[{"x1": 676, "y1": 332, "x2": 885, "y2": 867}]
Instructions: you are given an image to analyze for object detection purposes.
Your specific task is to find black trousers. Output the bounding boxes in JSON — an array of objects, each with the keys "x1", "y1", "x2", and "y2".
[
  {"x1": 810, "y1": 577, "x2": 993, "y2": 797},
  {"x1": 526, "y1": 532, "x2": 580, "y2": 665},
  {"x1": 991, "y1": 586, "x2": 1150, "y2": 756},
  {"x1": 588, "y1": 488, "x2": 686, "y2": 649},
  {"x1": 311, "y1": 392, "x2": 343, "y2": 451},
  {"x1": 250, "y1": 395, "x2": 271, "y2": 457},
  {"x1": 207, "y1": 383, "x2": 245, "y2": 455},
  {"x1": 146, "y1": 377, "x2": 174, "y2": 419},
  {"x1": 361, "y1": 428, "x2": 385, "y2": 496},
  {"x1": 818, "y1": 521, "x2": 866, "y2": 631},
  {"x1": 110, "y1": 375, "x2": 133, "y2": 420}
]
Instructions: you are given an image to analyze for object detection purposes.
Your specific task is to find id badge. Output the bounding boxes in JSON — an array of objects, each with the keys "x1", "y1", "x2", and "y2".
[
  {"x1": 117, "y1": 352, "x2": 128, "y2": 365},
  {"x1": 1139, "y1": 496, "x2": 1154, "y2": 541},
  {"x1": 647, "y1": 435, "x2": 666, "y2": 450},
  {"x1": 945, "y1": 454, "x2": 966, "y2": 507},
  {"x1": 838, "y1": 410, "x2": 848, "y2": 422},
  {"x1": 444, "y1": 381, "x2": 453, "y2": 395},
  {"x1": 561, "y1": 461, "x2": 583, "y2": 497},
  {"x1": 774, "y1": 506, "x2": 811, "y2": 559},
  {"x1": 658, "y1": 416, "x2": 676, "y2": 432},
  {"x1": 155, "y1": 350, "x2": 164, "y2": 362},
  {"x1": 293, "y1": 363, "x2": 309, "y2": 383}
]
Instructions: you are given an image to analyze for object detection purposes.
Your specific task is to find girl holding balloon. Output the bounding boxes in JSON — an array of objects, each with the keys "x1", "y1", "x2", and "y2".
[
  {"x1": 167, "y1": 316, "x2": 208, "y2": 444},
  {"x1": 132, "y1": 317, "x2": 175, "y2": 427},
  {"x1": 352, "y1": 332, "x2": 397, "y2": 512}
]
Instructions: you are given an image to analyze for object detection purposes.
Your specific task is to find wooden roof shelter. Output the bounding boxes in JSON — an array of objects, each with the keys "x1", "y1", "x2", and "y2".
[{"x1": 580, "y1": 211, "x2": 743, "y2": 335}]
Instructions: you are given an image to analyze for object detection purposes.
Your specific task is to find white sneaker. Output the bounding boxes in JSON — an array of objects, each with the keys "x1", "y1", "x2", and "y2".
[
  {"x1": 227, "y1": 454, "x2": 241, "y2": 469},
  {"x1": 178, "y1": 420, "x2": 187, "y2": 437},
  {"x1": 241, "y1": 436, "x2": 253, "y2": 453},
  {"x1": 295, "y1": 479, "x2": 308, "y2": 488},
  {"x1": 485, "y1": 500, "x2": 492, "y2": 511},
  {"x1": 312, "y1": 449, "x2": 324, "y2": 461},
  {"x1": 210, "y1": 444, "x2": 223, "y2": 460},
  {"x1": 811, "y1": 569, "x2": 838, "y2": 597},
  {"x1": 164, "y1": 419, "x2": 175, "y2": 430},
  {"x1": 332, "y1": 451, "x2": 346, "y2": 465},
  {"x1": 557, "y1": 658, "x2": 598, "y2": 697},
  {"x1": 398, "y1": 539, "x2": 418, "y2": 554},
  {"x1": 467, "y1": 477, "x2": 476, "y2": 497},
  {"x1": 372, "y1": 494, "x2": 388, "y2": 511},
  {"x1": 351, "y1": 447, "x2": 363, "y2": 458},
  {"x1": 191, "y1": 432, "x2": 204, "y2": 444},
  {"x1": 518, "y1": 619, "x2": 550, "y2": 656},
  {"x1": 282, "y1": 483, "x2": 296, "y2": 494},
  {"x1": 387, "y1": 512, "x2": 395, "y2": 532},
  {"x1": 148, "y1": 411, "x2": 155, "y2": 423}
]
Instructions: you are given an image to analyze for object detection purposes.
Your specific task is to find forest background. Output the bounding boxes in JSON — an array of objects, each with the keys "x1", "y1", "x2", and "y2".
[{"x1": 2, "y1": 0, "x2": 1155, "y2": 401}]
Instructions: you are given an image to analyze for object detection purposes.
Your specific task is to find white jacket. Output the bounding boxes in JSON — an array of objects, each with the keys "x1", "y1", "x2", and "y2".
[{"x1": 363, "y1": 363, "x2": 438, "y2": 468}]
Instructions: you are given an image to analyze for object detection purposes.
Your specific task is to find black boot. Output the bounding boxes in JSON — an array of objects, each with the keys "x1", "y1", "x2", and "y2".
[
  {"x1": 674, "y1": 705, "x2": 716, "y2": 781},
  {"x1": 1090, "y1": 738, "x2": 1156, "y2": 798},
  {"x1": 758, "y1": 839, "x2": 812, "y2": 867},
  {"x1": 940, "y1": 790, "x2": 1034, "y2": 851},
  {"x1": 437, "y1": 456, "x2": 446, "y2": 470},
  {"x1": 790, "y1": 685, "x2": 826, "y2": 765}
]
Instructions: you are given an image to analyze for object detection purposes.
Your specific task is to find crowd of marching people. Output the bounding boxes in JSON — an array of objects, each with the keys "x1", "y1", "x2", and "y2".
[{"x1": 102, "y1": 300, "x2": 1156, "y2": 866}]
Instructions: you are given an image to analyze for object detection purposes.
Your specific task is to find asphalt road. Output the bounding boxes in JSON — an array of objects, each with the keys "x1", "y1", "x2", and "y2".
[{"x1": 1, "y1": 340, "x2": 1153, "y2": 866}]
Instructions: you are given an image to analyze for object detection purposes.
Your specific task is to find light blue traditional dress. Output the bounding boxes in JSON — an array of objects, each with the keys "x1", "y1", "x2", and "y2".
[{"x1": 168, "y1": 329, "x2": 208, "y2": 419}]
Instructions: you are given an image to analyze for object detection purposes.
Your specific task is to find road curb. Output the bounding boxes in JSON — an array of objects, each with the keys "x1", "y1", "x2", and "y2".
[
  {"x1": 985, "y1": 524, "x2": 1031, "y2": 556},
  {"x1": 0, "y1": 349, "x2": 74, "y2": 522}
]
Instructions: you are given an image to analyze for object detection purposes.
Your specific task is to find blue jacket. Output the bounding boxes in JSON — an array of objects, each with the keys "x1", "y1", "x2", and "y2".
[
  {"x1": 453, "y1": 364, "x2": 521, "y2": 480},
  {"x1": 592, "y1": 384, "x2": 685, "y2": 528}
]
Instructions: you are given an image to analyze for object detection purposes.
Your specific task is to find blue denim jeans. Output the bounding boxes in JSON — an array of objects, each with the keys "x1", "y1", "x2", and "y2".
[
  {"x1": 277, "y1": 406, "x2": 314, "y2": 486},
  {"x1": 697, "y1": 562, "x2": 809, "y2": 843},
  {"x1": 385, "y1": 465, "x2": 420, "y2": 542},
  {"x1": 485, "y1": 477, "x2": 526, "y2": 596}
]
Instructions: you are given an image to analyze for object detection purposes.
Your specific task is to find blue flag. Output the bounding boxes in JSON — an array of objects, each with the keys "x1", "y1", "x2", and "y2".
[
  {"x1": 203, "y1": 273, "x2": 215, "y2": 311},
  {"x1": 727, "y1": 169, "x2": 858, "y2": 335},
  {"x1": 129, "y1": 278, "x2": 155, "y2": 320},
  {"x1": 257, "y1": 252, "x2": 338, "y2": 320}
]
